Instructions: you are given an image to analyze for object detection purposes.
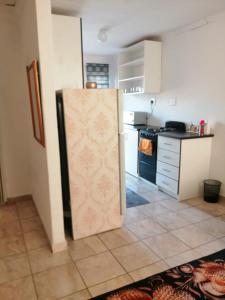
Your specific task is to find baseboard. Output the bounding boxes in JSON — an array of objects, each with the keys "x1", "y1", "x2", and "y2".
[
  {"x1": 7, "y1": 194, "x2": 32, "y2": 204},
  {"x1": 51, "y1": 240, "x2": 68, "y2": 253}
]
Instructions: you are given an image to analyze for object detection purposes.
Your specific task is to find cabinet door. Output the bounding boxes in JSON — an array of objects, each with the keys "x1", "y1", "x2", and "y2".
[{"x1": 124, "y1": 129, "x2": 138, "y2": 176}]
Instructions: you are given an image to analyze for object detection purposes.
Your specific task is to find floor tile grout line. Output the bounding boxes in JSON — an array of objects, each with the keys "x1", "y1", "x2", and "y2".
[
  {"x1": 97, "y1": 228, "x2": 140, "y2": 250},
  {"x1": 123, "y1": 212, "x2": 224, "y2": 260},
  {"x1": 18, "y1": 219, "x2": 87, "y2": 295},
  {"x1": 68, "y1": 248, "x2": 89, "y2": 291},
  {"x1": 97, "y1": 232, "x2": 188, "y2": 276},
  {"x1": 169, "y1": 228, "x2": 217, "y2": 249},
  {"x1": 125, "y1": 211, "x2": 217, "y2": 239},
  {"x1": 1, "y1": 188, "x2": 225, "y2": 297},
  {"x1": 97, "y1": 234, "x2": 130, "y2": 276},
  {"x1": 0, "y1": 274, "x2": 34, "y2": 288},
  {"x1": 15, "y1": 202, "x2": 39, "y2": 300},
  {"x1": 68, "y1": 238, "x2": 114, "y2": 262},
  {"x1": 18, "y1": 202, "x2": 90, "y2": 299},
  {"x1": 87, "y1": 272, "x2": 134, "y2": 297},
  {"x1": 27, "y1": 260, "x2": 74, "y2": 276},
  {"x1": 141, "y1": 232, "x2": 192, "y2": 254},
  {"x1": 101, "y1": 237, "x2": 170, "y2": 282},
  {"x1": 74, "y1": 254, "x2": 128, "y2": 293},
  {"x1": 136, "y1": 204, "x2": 214, "y2": 221},
  {"x1": 191, "y1": 235, "x2": 225, "y2": 253},
  {"x1": 22, "y1": 199, "x2": 223, "y2": 287},
  {"x1": 77, "y1": 234, "x2": 135, "y2": 296},
  {"x1": 129, "y1": 260, "x2": 171, "y2": 282},
  {"x1": 55, "y1": 289, "x2": 91, "y2": 300}
]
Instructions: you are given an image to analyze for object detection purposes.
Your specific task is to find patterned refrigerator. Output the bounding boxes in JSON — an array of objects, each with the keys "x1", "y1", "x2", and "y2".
[{"x1": 56, "y1": 89, "x2": 125, "y2": 240}]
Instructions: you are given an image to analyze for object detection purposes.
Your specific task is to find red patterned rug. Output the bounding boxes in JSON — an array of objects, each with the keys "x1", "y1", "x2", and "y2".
[{"x1": 91, "y1": 249, "x2": 225, "y2": 300}]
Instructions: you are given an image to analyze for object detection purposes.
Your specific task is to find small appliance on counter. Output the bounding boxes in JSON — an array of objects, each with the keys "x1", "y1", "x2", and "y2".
[
  {"x1": 189, "y1": 120, "x2": 208, "y2": 135},
  {"x1": 124, "y1": 111, "x2": 147, "y2": 125},
  {"x1": 138, "y1": 121, "x2": 186, "y2": 184}
]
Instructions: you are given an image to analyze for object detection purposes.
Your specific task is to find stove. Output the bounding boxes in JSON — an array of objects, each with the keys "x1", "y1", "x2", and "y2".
[
  {"x1": 138, "y1": 121, "x2": 186, "y2": 184},
  {"x1": 140, "y1": 126, "x2": 175, "y2": 138}
]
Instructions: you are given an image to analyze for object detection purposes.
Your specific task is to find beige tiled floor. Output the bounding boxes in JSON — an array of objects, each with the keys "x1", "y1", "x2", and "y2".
[{"x1": 0, "y1": 175, "x2": 225, "y2": 299}]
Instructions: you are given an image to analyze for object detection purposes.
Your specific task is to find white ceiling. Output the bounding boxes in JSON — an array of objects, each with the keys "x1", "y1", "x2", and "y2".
[{"x1": 53, "y1": 0, "x2": 225, "y2": 55}]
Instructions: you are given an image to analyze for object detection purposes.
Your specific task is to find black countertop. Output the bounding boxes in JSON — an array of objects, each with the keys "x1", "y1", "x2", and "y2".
[
  {"x1": 158, "y1": 131, "x2": 214, "y2": 140},
  {"x1": 124, "y1": 124, "x2": 214, "y2": 139},
  {"x1": 124, "y1": 124, "x2": 148, "y2": 130}
]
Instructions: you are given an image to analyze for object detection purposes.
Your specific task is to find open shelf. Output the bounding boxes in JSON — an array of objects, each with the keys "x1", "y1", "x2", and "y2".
[
  {"x1": 119, "y1": 75, "x2": 144, "y2": 82},
  {"x1": 124, "y1": 92, "x2": 144, "y2": 95},
  {"x1": 119, "y1": 57, "x2": 144, "y2": 68},
  {"x1": 118, "y1": 40, "x2": 162, "y2": 94}
]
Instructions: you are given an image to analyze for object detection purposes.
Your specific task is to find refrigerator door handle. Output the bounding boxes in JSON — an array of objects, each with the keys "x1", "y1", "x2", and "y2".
[
  {"x1": 119, "y1": 132, "x2": 126, "y2": 216},
  {"x1": 117, "y1": 89, "x2": 126, "y2": 217}
]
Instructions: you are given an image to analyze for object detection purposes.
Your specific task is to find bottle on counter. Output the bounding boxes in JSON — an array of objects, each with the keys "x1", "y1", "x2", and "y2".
[
  {"x1": 199, "y1": 120, "x2": 206, "y2": 136},
  {"x1": 190, "y1": 122, "x2": 199, "y2": 134}
]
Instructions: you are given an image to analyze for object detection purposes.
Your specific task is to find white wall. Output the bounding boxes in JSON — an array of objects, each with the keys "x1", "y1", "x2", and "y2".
[
  {"x1": 0, "y1": 7, "x2": 31, "y2": 198},
  {"x1": 17, "y1": 0, "x2": 66, "y2": 250},
  {"x1": 52, "y1": 14, "x2": 83, "y2": 90},
  {"x1": 153, "y1": 11, "x2": 225, "y2": 195},
  {"x1": 83, "y1": 54, "x2": 117, "y2": 88},
  {"x1": 0, "y1": 0, "x2": 84, "y2": 251},
  {"x1": 123, "y1": 94, "x2": 154, "y2": 115}
]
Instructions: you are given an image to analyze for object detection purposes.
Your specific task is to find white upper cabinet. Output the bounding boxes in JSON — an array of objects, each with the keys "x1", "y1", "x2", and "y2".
[{"x1": 118, "y1": 40, "x2": 162, "y2": 95}]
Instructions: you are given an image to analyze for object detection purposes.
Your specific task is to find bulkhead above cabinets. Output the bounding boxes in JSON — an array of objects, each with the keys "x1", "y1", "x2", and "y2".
[{"x1": 118, "y1": 40, "x2": 162, "y2": 95}]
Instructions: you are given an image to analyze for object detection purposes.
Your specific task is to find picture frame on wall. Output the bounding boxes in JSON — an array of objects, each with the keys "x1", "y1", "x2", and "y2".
[{"x1": 26, "y1": 60, "x2": 45, "y2": 147}]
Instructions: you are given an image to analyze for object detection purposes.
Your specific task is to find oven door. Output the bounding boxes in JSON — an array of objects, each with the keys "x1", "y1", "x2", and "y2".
[{"x1": 138, "y1": 136, "x2": 157, "y2": 184}]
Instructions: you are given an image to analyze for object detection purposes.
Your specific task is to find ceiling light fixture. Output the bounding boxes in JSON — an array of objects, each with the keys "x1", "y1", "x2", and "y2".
[{"x1": 97, "y1": 28, "x2": 108, "y2": 43}]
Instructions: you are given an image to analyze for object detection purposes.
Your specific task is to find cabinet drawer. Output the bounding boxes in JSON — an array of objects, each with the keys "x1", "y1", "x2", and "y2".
[
  {"x1": 156, "y1": 173, "x2": 178, "y2": 194},
  {"x1": 158, "y1": 136, "x2": 180, "y2": 153},
  {"x1": 157, "y1": 161, "x2": 179, "y2": 181},
  {"x1": 158, "y1": 148, "x2": 180, "y2": 167}
]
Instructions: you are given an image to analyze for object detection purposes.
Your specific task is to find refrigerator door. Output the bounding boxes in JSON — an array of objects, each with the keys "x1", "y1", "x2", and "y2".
[{"x1": 63, "y1": 88, "x2": 124, "y2": 240}]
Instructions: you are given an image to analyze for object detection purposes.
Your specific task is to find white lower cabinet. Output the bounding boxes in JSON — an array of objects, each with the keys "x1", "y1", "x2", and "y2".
[
  {"x1": 124, "y1": 128, "x2": 138, "y2": 177},
  {"x1": 157, "y1": 161, "x2": 179, "y2": 181},
  {"x1": 158, "y1": 148, "x2": 180, "y2": 167},
  {"x1": 156, "y1": 173, "x2": 178, "y2": 194},
  {"x1": 156, "y1": 135, "x2": 213, "y2": 201}
]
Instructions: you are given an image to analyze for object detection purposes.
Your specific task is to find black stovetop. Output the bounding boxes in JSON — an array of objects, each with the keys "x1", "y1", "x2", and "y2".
[{"x1": 140, "y1": 126, "x2": 176, "y2": 137}]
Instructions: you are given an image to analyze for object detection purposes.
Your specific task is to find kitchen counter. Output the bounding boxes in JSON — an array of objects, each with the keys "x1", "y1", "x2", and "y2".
[
  {"x1": 124, "y1": 124, "x2": 148, "y2": 130},
  {"x1": 158, "y1": 131, "x2": 214, "y2": 140}
]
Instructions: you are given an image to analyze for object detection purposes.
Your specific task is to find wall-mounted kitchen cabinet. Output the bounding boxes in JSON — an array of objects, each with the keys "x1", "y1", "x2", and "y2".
[{"x1": 118, "y1": 40, "x2": 162, "y2": 95}]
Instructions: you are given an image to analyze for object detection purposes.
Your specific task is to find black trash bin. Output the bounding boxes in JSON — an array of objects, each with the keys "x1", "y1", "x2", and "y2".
[{"x1": 204, "y1": 179, "x2": 221, "y2": 203}]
